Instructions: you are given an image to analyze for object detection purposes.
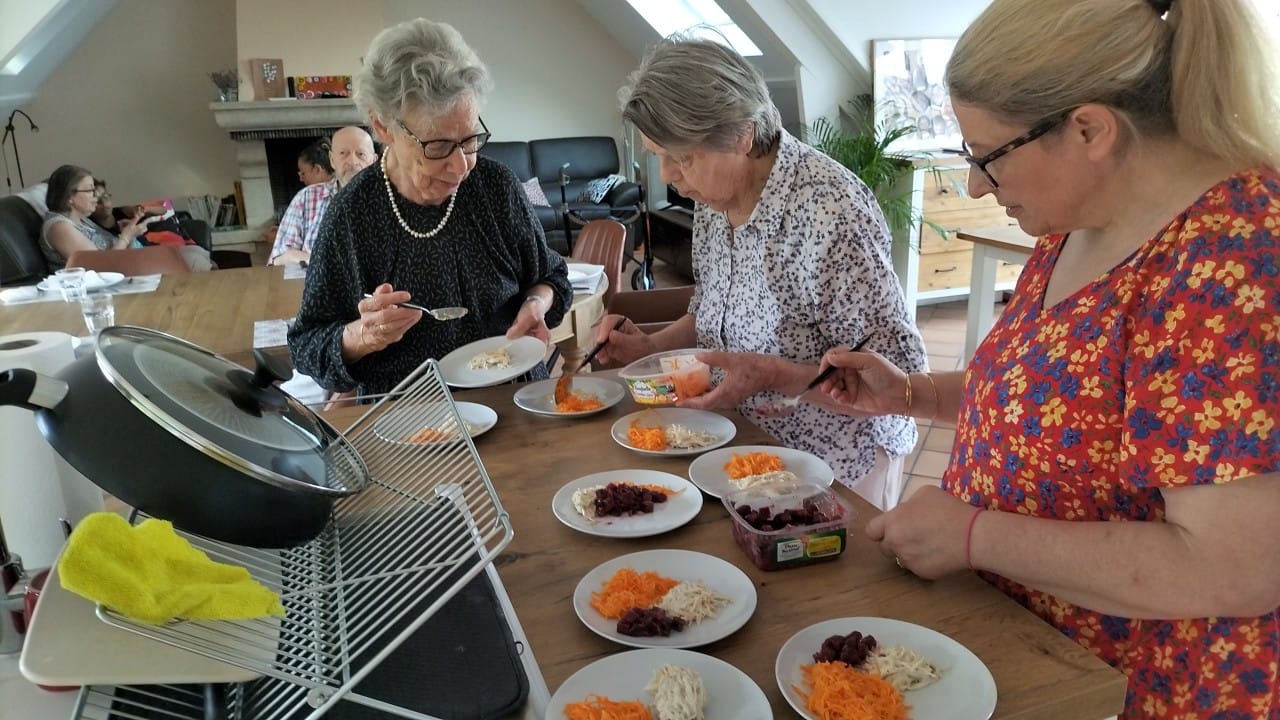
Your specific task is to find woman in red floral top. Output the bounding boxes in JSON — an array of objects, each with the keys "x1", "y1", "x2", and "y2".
[{"x1": 818, "y1": 0, "x2": 1280, "y2": 717}]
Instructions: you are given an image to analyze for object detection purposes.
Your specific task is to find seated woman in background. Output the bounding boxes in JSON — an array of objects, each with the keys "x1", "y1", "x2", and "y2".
[
  {"x1": 288, "y1": 18, "x2": 571, "y2": 399},
  {"x1": 38, "y1": 165, "x2": 153, "y2": 271},
  {"x1": 297, "y1": 139, "x2": 334, "y2": 186}
]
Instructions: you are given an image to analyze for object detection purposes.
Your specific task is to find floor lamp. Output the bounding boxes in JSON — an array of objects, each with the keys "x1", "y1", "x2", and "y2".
[{"x1": 2, "y1": 110, "x2": 39, "y2": 195}]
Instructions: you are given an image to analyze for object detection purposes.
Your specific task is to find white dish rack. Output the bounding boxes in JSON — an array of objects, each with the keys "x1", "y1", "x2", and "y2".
[{"x1": 69, "y1": 359, "x2": 516, "y2": 719}]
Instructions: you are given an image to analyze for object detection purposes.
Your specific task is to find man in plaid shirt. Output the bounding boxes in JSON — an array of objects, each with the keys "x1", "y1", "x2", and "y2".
[{"x1": 268, "y1": 126, "x2": 376, "y2": 265}]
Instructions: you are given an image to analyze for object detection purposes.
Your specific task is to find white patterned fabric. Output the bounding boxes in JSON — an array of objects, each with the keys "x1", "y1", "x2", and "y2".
[
  {"x1": 688, "y1": 129, "x2": 926, "y2": 508},
  {"x1": 576, "y1": 175, "x2": 619, "y2": 203},
  {"x1": 521, "y1": 177, "x2": 550, "y2": 207}
]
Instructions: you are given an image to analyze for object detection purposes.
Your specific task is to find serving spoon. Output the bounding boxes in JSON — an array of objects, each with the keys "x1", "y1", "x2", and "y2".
[{"x1": 363, "y1": 293, "x2": 468, "y2": 321}]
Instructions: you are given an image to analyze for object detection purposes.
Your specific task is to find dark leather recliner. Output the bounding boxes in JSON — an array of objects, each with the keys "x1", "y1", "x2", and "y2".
[
  {"x1": 480, "y1": 137, "x2": 641, "y2": 255},
  {"x1": 0, "y1": 195, "x2": 47, "y2": 285}
]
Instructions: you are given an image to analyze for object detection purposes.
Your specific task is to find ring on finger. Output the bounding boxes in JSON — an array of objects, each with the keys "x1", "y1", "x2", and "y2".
[{"x1": 895, "y1": 556, "x2": 903, "y2": 569}]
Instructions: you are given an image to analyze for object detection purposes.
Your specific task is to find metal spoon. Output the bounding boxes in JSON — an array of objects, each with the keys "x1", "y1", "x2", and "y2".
[{"x1": 363, "y1": 294, "x2": 468, "y2": 321}]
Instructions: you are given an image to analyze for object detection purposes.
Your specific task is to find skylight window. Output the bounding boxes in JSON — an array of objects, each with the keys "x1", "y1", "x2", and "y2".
[{"x1": 626, "y1": 0, "x2": 762, "y2": 56}]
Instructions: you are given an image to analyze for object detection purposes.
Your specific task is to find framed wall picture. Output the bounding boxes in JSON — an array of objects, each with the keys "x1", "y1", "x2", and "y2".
[
  {"x1": 872, "y1": 38, "x2": 961, "y2": 152},
  {"x1": 249, "y1": 58, "x2": 287, "y2": 100}
]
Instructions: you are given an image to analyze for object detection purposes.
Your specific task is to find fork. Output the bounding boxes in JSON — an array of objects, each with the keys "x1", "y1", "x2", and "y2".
[{"x1": 758, "y1": 335, "x2": 873, "y2": 417}]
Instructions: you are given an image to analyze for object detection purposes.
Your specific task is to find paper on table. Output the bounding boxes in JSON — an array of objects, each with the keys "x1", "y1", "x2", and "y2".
[
  {"x1": 253, "y1": 318, "x2": 291, "y2": 348},
  {"x1": 282, "y1": 262, "x2": 306, "y2": 280}
]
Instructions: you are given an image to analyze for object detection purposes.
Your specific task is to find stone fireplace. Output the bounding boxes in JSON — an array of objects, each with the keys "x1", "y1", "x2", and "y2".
[{"x1": 210, "y1": 98, "x2": 364, "y2": 242}]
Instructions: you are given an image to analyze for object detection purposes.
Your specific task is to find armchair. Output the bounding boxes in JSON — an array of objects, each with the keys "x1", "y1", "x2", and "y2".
[{"x1": 479, "y1": 136, "x2": 642, "y2": 255}]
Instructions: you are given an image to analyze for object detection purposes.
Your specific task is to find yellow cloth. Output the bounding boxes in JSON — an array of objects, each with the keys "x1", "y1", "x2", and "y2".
[{"x1": 58, "y1": 512, "x2": 285, "y2": 625}]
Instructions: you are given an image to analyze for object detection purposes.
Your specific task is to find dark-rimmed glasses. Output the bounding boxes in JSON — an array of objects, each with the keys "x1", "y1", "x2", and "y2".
[
  {"x1": 397, "y1": 116, "x2": 490, "y2": 160},
  {"x1": 946, "y1": 109, "x2": 1074, "y2": 188}
]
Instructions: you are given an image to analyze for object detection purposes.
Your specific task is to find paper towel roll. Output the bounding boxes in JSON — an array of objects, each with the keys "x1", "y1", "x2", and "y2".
[{"x1": 0, "y1": 331, "x2": 86, "y2": 569}]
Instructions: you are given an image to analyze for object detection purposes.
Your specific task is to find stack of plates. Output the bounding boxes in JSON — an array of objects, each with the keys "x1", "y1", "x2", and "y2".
[{"x1": 567, "y1": 263, "x2": 605, "y2": 293}]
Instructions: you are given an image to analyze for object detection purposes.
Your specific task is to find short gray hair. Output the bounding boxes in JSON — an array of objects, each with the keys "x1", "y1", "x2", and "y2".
[
  {"x1": 354, "y1": 18, "x2": 492, "y2": 126},
  {"x1": 619, "y1": 34, "x2": 780, "y2": 157}
]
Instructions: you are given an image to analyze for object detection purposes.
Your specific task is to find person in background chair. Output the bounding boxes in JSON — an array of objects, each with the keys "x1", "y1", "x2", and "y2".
[
  {"x1": 818, "y1": 0, "x2": 1280, "y2": 716},
  {"x1": 88, "y1": 179, "x2": 213, "y2": 272},
  {"x1": 596, "y1": 35, "x2": 926, "y2": 511},
  {"x1": 288, "y1": 18, "x2": 571, "y2": 399},
  {"x1": 268, "y1": 126, "x2": 377, "y2": 265},
  {"x1": 38, "y1": 165, "x2": 153, "y2": 272},
  {"x1": 297, "y1": 139, "x2": 335, "y2": 186}
]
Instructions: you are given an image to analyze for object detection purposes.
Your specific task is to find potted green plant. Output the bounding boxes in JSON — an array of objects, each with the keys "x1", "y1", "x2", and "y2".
[{"x1": 808, "y1": 94, "x2": 942, "y2": 245}]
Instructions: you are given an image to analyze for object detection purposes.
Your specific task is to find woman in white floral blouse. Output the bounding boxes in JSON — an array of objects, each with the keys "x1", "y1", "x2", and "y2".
[{"x1": 597, "y1": 35, "x2": 927, "y2": 510}]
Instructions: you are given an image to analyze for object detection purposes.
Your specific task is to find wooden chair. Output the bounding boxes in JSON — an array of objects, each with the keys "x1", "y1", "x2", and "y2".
[
  {"x1": 570, "y1": 219, "x2": 626, "y2": 307},
  {"x1": 606, "y1": 284, "x2": 694, "y2": 334},
  {"x1": 66, "y1": 245, "x2": 190, "y2": 276}
]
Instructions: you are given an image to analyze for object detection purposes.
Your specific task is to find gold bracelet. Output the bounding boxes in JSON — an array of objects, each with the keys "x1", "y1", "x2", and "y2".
[
  {"x1": 904, "y1": 373, "x2": 914, "y2": 414},
  {"x1": 922, "y1": 372, "x2": 940, "y2": 419}
]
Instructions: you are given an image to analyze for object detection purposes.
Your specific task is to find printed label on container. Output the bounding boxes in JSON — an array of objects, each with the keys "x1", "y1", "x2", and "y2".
[
  {"x1": 627, "y1": 378, "x2": 677, "y2": 404},
  {"x1": 774, "y1": 538, "x2": 805, "y2": 562},
  {"x1": 805, "y1": 531, "x2": 846, "y2": 558}
]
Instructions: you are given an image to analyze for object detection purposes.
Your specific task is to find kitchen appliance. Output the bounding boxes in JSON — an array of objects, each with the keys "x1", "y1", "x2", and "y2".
[
  {"x1": 0, "y1": 326, "x2": 371, "y2": 548},
  {"x1": 30, "y1": 357, "x2": 521, "y2": 719}
]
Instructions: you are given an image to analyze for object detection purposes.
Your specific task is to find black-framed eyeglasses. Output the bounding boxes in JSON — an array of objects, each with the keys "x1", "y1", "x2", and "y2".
[
  {"x1": 73, "y1": 188, "x2": 97, "y2": 195},
  {"x1": 946, "y1": 109, "x2": 1074, "y2": 188},
  {"x1": 397, "y1": 116, "x2": 490, "y2": 160}
]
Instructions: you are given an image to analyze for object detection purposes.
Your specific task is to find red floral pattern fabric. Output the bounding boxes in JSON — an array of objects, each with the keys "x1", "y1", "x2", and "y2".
[{"x1": 944, "y1": 169, "x2": 1280, "y2": 719}]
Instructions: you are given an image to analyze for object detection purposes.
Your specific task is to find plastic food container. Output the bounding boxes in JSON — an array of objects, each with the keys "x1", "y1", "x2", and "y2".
[
  {"x1": 723, "y1": 481, "x2": 853, "y2": 571},
  {"x1": 618, "y1": 349, "x2": 712, "y2": 405}
]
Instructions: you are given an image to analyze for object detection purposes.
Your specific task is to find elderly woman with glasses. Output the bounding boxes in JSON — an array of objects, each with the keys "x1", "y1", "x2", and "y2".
[
  {"x1": 38, "y1": 164, "x2": 152, "y2": 271},
  {"x1": 819, "y1": 0, "x2": 1280, "y2": 716},
  {"x1": 289, "y1": 18, "x2": 571, "y2": 399},
  {"x1": 594, "y1": 35, "x2": 927, "y2": 511}
]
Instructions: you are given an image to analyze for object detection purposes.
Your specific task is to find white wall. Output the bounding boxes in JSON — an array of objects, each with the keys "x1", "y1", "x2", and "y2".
[
  {"x1": 14, "y1": 0, "x2": 239, "y2": 205},
  {"x1": 378, "y1": 0, "x2": 636, "y2": 141}
]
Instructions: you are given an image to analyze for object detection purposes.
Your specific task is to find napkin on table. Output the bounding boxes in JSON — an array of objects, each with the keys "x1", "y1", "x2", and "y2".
[
  {"x1": 58, "y1": 512, "x2": 285, "y2": 625},
  {"x1": 0, "y1": 286, "x2": 39, "y2": 303}
]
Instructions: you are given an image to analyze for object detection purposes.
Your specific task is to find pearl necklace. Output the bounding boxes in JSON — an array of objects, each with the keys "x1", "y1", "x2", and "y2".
[{"x1": 380, "y1": 148, "x2": 456, "y2": 239}]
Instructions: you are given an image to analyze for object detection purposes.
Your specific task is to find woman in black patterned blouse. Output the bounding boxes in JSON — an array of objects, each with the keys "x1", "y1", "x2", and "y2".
[{"x1": 288, "y1": 18, "x2": 571, "y2": 398}]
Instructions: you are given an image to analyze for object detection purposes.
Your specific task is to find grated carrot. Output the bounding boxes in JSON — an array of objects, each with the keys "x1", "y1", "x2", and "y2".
[
  {"x1": 564, "y1": 695, "x2": 653, "y2": 720},
  {"x1": 589, "y1": 567, "x2": 680, "y2": 619},
  {"x1": 556, "y1": 391, "x2": 605, "y2": 413},
  {"x1": 627, "y1": 418, "x2": 668, "y2": 451},
  {"x1": 403, "y1": 426, "x2": 453, "y2": 443},
  {"x1": 797, "y1": 662, "x2": 910, "y2": 720},
  {"x1": 722, "y1": 451, "x2": 784, "y2": 480},
  {"x1": 636, "y1": 483, "x2": 682, "y2": 496},
  {"x1": 670, "y1": 368, "x2": 710, "y2": 399}
]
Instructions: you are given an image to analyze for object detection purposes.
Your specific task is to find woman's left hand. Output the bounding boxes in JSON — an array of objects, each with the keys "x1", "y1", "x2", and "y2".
[
  {"x1": 506, "y1": 295, "x2": 551, "y2": 343},
  {"x1": 866, "y1": 486, "x2": 979, "y2": 579},
  {"x1": 680, "y1": 351, "x2": 778, "y2": 409}
]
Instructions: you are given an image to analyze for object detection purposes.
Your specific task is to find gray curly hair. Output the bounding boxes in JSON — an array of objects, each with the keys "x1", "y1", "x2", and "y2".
[
  {"x1": 619, "y1": 34, "x2": 780, "y2": 157},
  {"x1": 354, "y1": 18, "x2": 492, "y2": 125}
]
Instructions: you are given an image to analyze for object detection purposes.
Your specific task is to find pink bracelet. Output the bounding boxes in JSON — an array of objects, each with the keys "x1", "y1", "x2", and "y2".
[{"x1": 964, "y1": 506, "x2": 984, "y2": 570}]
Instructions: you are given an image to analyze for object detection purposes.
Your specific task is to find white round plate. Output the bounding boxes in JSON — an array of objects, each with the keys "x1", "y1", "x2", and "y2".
[
  {"x1": 687, "y1": 445, "x2": 835, "y2": 498},
  {"x1": 573, "y1": 549, "x2": 756, "y2": 649},
  {"x1": 372, "y1": 401, "x2": 498, "y2": 445},
  {"x1": 610, "y1": 408, "x2": 736, "y2": 457},
  {"x1": 775, "y1": 617, "x2": 997, "y2": 720},
  {"x1": 513, "y1": 376, "x2": 627, "y2": 418},
  {"x1": 552, "y1": 470, "x2": 703, "y2": 538},
  {"x1": 438, "y1": 335, "x2": 546, "y2": 388},
  {"x1": 38, "y1": 271, "x2": 125, "y2": 293},
  {"x1": 545, "y1": 648, "x2": 771, "y2": 720}
]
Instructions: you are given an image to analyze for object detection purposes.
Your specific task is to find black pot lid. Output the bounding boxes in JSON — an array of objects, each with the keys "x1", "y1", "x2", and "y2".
[{"x1": 95, "y1": 326, "x2": 368, "y2": 497}]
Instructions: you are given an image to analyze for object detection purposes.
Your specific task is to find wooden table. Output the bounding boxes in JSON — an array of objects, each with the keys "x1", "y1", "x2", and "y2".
[
  {"x1": 0, "y1": 266, "x2": 605, "y2": 369},
  {"x1": 326, "y1": 384, "x2": 1127, "y2": 719},
  {"x1": 956, "y1": 227, "x2": 1037, "y2": 362}
]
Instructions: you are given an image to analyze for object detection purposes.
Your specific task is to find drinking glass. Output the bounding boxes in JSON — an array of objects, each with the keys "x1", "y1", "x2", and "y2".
[
  {"x1": 79, "y1": 293, "x2": 115, "y2": 335},
  {"x1": 55, "y1": 267, "x2": 86, "y2": 302}
]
